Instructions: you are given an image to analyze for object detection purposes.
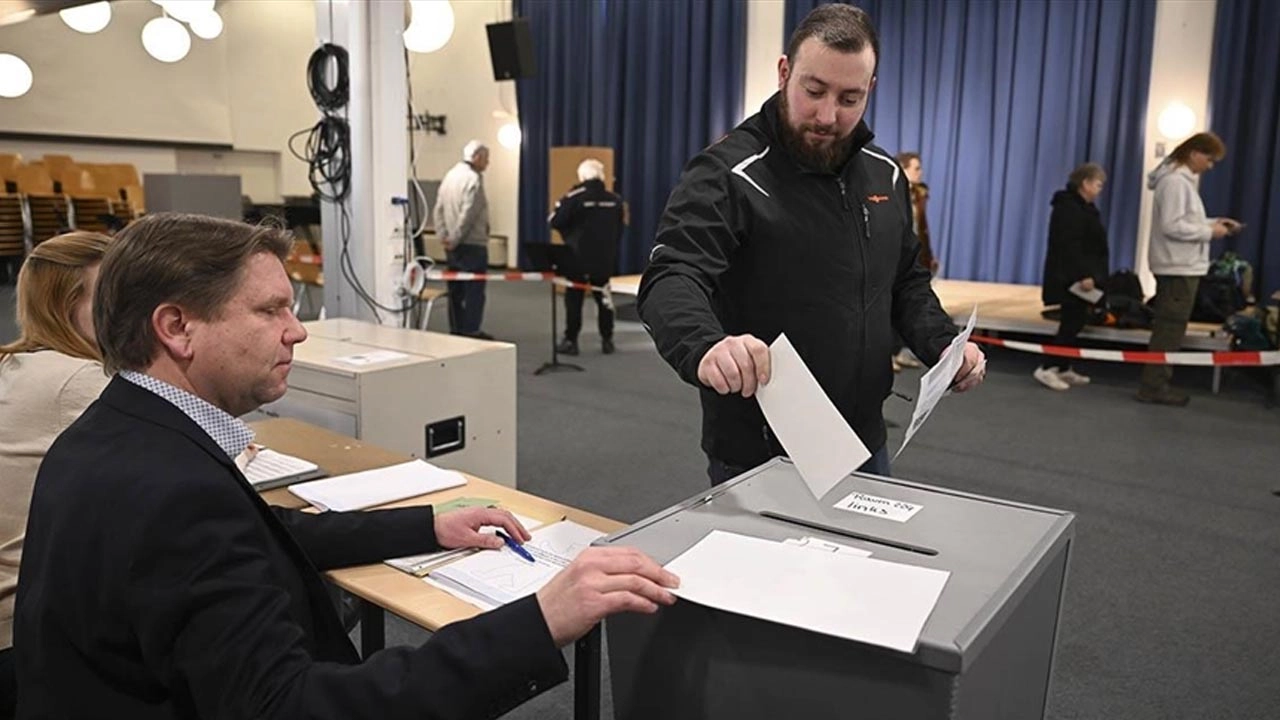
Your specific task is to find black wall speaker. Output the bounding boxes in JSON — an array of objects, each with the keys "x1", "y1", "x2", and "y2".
[{"x1": 485, "y1": 19, "x2": 536, "y2": 81}]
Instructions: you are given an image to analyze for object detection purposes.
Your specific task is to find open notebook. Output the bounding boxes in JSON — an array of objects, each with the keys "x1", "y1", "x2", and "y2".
[
  {"x1": 426, "y1": 520, "x2": 604, "y2": 611},
  {"x1": 237, "y1": 448, "x2": 324, "y2": 491}
]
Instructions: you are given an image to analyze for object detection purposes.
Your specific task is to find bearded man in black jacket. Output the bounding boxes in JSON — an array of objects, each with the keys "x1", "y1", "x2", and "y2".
[{"x1": 639, "y1": 4, "x2": 986, "y2": 485}]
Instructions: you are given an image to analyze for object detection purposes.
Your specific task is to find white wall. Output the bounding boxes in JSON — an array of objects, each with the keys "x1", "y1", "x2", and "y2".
[
  {"x1": 1136, "y1": 0, "x2": 1217, "y2": 296},
  {"x1": 743, "y1": 0, "x2": 786, "y2": 120},
  {"x1": 408, "y1": 0, "x2": 522, "y2": 267},
  {"x1": 0, "y1": 0, "x2": 316, "y2": 202}
]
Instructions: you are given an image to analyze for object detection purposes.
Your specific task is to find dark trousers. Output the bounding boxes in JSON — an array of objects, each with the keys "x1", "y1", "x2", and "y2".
[
  {"x1": 564, "y1": 273, "x2": 613, "y2": 342},
  {"x1": 0, "y1": 646, "x2": 14, "y2": 719},
  {"x1": 1139, "y1": 275, "x2": 1201, "y2": 391},
  {"x1": 446, "y1": 243, "x2": 489, "y2": 335},
  {"x1": 1045, "y1": 293, "x2": 1091, "y2": 371},
  {"x1": 707, "y1": 445, "x2": 891, "y2": 487}
]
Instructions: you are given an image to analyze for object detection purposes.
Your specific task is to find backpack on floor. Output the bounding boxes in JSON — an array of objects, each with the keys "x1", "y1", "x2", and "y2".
[{"x1": 1103, "y1": 270, "x2": 1152, "y2": 329}]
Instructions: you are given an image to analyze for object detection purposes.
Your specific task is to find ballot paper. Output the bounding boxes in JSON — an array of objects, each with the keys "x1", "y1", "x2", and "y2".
[
  {"x1": 895, "y1": 307, "x2": 978, "y2": 460},
  {"x1": 385, "y1": 512, "x2": 546, "y2": 577},
  {"x1": 755, "y1": 334, "x2": 871, "y2": 499},
  {"x1": 665, "y1": 530, "x2": 949, "y2": 653},
  {"x1": 288, "y1": 459, "x2": 466, "y2": 512},
  {"x1": 1068, "y1": 281, "x2": 1104, "y2": 304},
  {"x1": 426, "y1": 520, "x2": 604, "y2": 611}
]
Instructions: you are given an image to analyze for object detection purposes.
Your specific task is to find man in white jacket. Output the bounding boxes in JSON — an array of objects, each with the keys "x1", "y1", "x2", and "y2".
[
  {"x1": 1139, "y1": 132, "x2": 1241, "y2": 406},
  {"x1": 434, "y1": 141, "x2": 493, "y2": 339}
]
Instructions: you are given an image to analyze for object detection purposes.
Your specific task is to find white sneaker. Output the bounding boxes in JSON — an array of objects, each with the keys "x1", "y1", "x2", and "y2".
[
  {"x1": 1033, "y1": 366, "x2": 1070, "y2": 391},
  {"x1": 1056, "y1": 368, "x2": 1091, "y2": 386}
]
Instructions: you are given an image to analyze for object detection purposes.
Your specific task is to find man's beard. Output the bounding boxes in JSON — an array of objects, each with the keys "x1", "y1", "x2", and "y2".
[{"x1": 778, "y1": 88, "x2": 859, "y2": 174}]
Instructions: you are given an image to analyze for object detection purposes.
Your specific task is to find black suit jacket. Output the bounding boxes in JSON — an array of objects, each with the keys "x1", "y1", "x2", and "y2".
[{"x1": 14, "y1": 377, "x2": 567, "y2": 719}]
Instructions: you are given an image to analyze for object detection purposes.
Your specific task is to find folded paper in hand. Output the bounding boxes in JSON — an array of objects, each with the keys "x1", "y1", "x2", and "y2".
[{"x1": 288, "y1": 459, "x2": 466, "y2": 512}]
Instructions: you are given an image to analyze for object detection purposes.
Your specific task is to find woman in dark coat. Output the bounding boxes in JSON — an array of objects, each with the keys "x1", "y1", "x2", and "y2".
[{"x1": 1036, "y1": 163, "x2": 1110, "y2": 391}]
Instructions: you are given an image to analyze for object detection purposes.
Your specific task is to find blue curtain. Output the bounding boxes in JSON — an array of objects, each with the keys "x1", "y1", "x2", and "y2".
[
  {"x1": 514, "y1": 0, "x2": 746, "y2": 274},
  {"x1": 784, "y1": 0, "x2": 1156, "y2": 285},
  {"x1": 1203, "y1": 0, "x2": 1280, "y2": 300}
]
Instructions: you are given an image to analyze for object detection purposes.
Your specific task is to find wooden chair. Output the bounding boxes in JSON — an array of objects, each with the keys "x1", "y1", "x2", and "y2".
[
  {"x1": 0, "y1": 154, "x2": 22, "y2": 191},
  {"x1": 285, "y1": 239, "x2": 324, "y2": 317},
  {"x1": 0, "y1": 193, "x2": 26, "y2": 264},
  {"x1": 14, "y1": 165, "x2": 54, "y2": 195},
  {"x1": 23, "y1": 193, "x2": 72, "y2": 247},
  {"x1": 69, "y1": 195, "x2": 114, "y2": 233}
]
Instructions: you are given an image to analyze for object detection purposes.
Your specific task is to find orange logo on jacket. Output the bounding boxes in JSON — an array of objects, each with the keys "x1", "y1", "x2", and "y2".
[{"x1": 867, "y1": 194, "x2": 890, "y2": 204}]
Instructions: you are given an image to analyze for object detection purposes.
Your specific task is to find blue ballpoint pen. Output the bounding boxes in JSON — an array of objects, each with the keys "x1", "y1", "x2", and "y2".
[{"x1": 496, "y1": 531, "x2": 536, "y2": 563}]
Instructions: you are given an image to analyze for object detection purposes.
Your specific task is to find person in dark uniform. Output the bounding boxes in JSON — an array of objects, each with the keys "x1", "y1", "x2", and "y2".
[{"x1": 549, "y1": 159, "x2": 625, "y2": 355}]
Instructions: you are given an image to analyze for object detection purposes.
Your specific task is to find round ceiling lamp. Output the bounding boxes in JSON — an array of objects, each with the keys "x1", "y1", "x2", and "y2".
[
  {"x1": 142, "y1": 16, "x2": 192, "y2": 63},
  {"x1": 498, "y1": 121, "x2": 522, "y2": 149},
  {"x1": 161, "y1": 0, "x2": 216, "y2": 25},
  {"x1": 403, "y1": 0, "x2": 455, "y2": 54},
  {"x1": 60, "y1": 1, "x2": 113, "y2": 34},
  {"x1": 1157, "y1": 102, "x2": 1196, "y2": 141},
  {"x1": 0, "y1": 53, "x2": 34, "y2": 98},
  {"x1": 189, "y1": 10, "x2": 224, "y2": 40}
]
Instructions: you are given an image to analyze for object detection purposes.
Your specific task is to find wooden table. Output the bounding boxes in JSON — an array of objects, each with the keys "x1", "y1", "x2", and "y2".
[{"x1": 252, "y1": 418, "x2": 623, "y2": 720}]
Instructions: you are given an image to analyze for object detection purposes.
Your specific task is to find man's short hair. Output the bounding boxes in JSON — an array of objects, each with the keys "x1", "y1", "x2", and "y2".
[
  {"x1": 577, "y1": 158, "x2": 605, "y2": 183},
  {"x1": 785, "y1": 3, "x2": 880, "y2": 70},
  {"x1": 94, "y1": 213, "x2": 292, "y2": 373},
  {"x1": 463, "y1": 140, "x2": 488, "y2": 162}
]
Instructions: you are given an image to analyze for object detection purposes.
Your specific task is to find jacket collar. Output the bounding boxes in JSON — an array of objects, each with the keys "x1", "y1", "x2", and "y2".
[
  {"x1": 97, "y1": 375, "x2": 239, "y2": 472},
  {"x1": 756, "y1": 92, "x2": 876, "y2": 176}
]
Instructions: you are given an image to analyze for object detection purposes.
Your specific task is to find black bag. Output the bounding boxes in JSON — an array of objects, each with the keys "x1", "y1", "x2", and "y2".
[
  {"x1": 1103, "y1": 270, "x2": 1152, "y2": 329},
  {"x1": 1192, "y1": 274, "x2": 1246, "y2": 323}
]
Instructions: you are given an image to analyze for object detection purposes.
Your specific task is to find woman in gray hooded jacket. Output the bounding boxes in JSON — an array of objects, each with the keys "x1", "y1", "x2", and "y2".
[{"x1": 1138, "y1": 132, "x2": 1242, "y2": 406}]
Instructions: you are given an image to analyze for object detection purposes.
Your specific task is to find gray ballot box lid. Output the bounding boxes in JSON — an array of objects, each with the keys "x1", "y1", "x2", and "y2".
[{"x1": 597, "y1": 457, "x2": 1075, "y2": 674}]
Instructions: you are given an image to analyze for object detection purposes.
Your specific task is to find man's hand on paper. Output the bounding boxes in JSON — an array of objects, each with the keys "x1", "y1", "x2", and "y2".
[
  {"x1": 698, "y1": 334, "x2": 771, "y2": 397},
  {"x1": 949, "y1": 342, "x2": 987, "y2": 393},
  {"x1": 536, "y1": 547, "x2": 680, "y2": 647},
  {"x1": 434, "y1": 507, "x2": 531, "y2": 550}
]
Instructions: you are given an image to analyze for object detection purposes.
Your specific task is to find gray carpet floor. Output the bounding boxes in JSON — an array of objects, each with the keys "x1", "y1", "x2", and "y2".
[{"x1": 4, "y1": 277, "x2": 1278, "y2": 718}]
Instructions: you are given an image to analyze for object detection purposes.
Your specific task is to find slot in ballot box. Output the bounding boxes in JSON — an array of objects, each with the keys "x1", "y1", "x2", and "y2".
[{"x1": 599, "y1": 458, "x2": 1074, "y2": 720}]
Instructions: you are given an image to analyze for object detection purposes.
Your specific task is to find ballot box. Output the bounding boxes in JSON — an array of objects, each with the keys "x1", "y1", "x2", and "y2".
[{"x1": 600, "y1": 458, "x2": 1074, "y2": 720}]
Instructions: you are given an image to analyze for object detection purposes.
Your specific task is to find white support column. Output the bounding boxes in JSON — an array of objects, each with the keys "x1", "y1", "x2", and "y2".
[
  {"x1": 1135, "y1": 0, "x2": 1217, "y2": 298},
  {"x1": 315, "y1": 0, "x2": 409, "y2": 324}
]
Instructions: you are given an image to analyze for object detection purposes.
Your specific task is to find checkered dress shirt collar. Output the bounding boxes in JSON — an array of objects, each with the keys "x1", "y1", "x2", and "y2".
[{"x1": 119, "y1": 370, "x2": 255, "y2": 459}]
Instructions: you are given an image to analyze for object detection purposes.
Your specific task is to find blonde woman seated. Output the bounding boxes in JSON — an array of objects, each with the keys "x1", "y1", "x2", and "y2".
[{"x1": 0, "y1": 231, "x2": 112, "y2": 710}]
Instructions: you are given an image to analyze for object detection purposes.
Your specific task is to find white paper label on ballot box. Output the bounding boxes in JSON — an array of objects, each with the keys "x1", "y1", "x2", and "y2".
[{"x1": 833, "y1": 490, "x2": 923, "y2": 523}]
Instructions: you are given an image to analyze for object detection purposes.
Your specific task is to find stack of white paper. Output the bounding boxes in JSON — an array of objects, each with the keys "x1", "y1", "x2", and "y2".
[
  {"x1": 664, "y1": 530, "x2": 949, "y2": 653},
  {"x1": 288, "y1": 459, "x2": 466, "y2": 512},
  {"x1": 426, "y1": 520, "x2": 603, "y2": 611}
]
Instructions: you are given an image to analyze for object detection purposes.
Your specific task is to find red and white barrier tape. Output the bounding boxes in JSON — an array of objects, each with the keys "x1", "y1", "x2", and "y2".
[
  {"x1": 425, "y1": 270, "x2": 555, "y2": 282},
  {"x1": 971, "y1": 334, "x2": 1280, "y2": 367},
  {"x1": 424, "y1": 269, "x2": 611, "y2": 293}
]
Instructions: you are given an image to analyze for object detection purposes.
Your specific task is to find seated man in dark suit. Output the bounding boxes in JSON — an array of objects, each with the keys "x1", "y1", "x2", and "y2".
[{"x1": 14, "y1": 212, "x2": 678, "y2": 719}]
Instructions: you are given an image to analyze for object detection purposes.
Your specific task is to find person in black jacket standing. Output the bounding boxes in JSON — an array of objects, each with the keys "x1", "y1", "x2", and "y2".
[
  {"x1": 1035, "y1": 163, "x2": 1109, "y2": 391},
  {"x1": 14, "y1": 213, "x2": 678, "y2": 719},
  {"x1": 550, "y1": 158, "x2": 625, "y2": 355},
  {"x1": 639, "y1": 4, "x2": 986, "y2": 485}
]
